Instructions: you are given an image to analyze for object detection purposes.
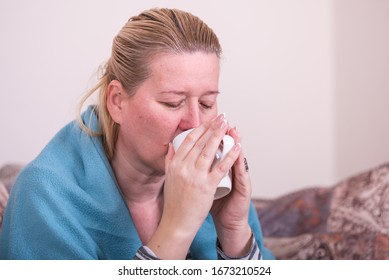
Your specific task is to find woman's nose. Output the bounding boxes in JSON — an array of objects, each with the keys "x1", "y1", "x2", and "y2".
[{"x1": 179, "y1": 103, "x2": 201, "y2": 131}]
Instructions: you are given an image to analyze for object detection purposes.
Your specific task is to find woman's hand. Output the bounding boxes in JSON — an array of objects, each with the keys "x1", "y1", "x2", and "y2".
[
  {"x1": 147, "y1": 113, "x2": 242, "y2": 259},
  {"x1": 210, "y1": 127, "x2": 253, "y2": 258}
]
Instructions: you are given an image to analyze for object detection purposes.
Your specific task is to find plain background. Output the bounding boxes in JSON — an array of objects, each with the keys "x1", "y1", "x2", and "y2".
[{"x1": 1, "y1": 0, "x2": 388, "y2": 198}]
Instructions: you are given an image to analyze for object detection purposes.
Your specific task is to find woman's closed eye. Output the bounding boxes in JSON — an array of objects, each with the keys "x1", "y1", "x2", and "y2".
[
  {"x1": 159, "y1": 98, "x2": 215, "y2": 110},
  {"x1": 161, "y1": 100, "x2": 185, "y2": 109},
  {"x1": 200, "y1": 102, "x2": 214, "y2": 110}
]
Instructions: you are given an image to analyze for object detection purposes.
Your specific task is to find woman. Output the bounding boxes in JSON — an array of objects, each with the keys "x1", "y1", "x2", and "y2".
[{"x1": 0, "y1": 8, "x2": 273, "y2": 260}]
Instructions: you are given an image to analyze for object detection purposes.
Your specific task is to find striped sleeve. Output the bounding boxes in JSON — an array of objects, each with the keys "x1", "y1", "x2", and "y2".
[
  {"x1": 217, "y1": 234, "x2": 262, "y2": 260},
  {"x1": 133, "y1": 246, "x2": 160, "y2": 260},
  {"x1": 133, "y1": 235, "x2": 262, "y2": 260}
]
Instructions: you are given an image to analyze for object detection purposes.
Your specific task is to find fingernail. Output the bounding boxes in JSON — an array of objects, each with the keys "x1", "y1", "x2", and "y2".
[
  {"x1": 217, "y1": 112, "x2": 226, "y2": 121},
  {"x1": 234, "y1": 143, "x2": 242, "y2": 151},
  {"x1": 234, "y1": 126, "x2": 240, "y2": 137},
  {"x1": 220, "y1": 119, "x2": 228, "y2": 129}
]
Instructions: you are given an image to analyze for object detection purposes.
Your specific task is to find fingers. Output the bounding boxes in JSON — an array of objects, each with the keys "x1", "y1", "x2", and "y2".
[
  {"x1": 228, "y1": 127, "x2": 247, "y2": 175},
  {"x1": 226, "y1": 126, "x2": 252, "y2": 194},
  {"x1": 189, "y1": 116, "x2": 228, "y2": 170},
  {"x1": 228, "y1": 126, "x2": 241, "y2": 146},
  {"x1": 171, "y1": 125, "x2": 208, "y2": 162},
  {"x1": 173, "y1": 113, "x2": 228, "y2": 170},
  {"x1": 169, "y1": 114, "x2": 244, "y2": 192},
  {"x1": 211, "y1": 142, "x2": 242, "y2": 184}
]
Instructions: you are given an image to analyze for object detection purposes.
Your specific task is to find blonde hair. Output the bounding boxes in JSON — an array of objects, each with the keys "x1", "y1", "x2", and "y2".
[{"x1": 78, "y1": 8, "x2": 222, "y2": 159}]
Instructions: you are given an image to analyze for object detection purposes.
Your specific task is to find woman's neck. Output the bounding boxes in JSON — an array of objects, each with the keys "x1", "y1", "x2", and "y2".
[{"x1": 110, "y1": 149, "x2": 165, "y2": 205}]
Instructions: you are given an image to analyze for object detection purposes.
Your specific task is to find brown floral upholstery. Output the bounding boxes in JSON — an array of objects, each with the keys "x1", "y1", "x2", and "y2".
[
  {"x1": 0, "y1": 164, "x2": 23, "y2": 231},
  {"x1": 254, "y1": 162, "x2": 389, "y2": 259}
]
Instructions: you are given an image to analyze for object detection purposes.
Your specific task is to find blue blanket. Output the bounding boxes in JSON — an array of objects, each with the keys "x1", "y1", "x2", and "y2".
[{"x1": 0, "y1": 106, "x2": 273, "y2": 259}]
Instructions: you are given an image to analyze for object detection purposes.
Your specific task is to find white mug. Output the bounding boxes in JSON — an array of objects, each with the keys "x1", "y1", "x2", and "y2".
[{"x1": 172, "y1": 128, "x2": 234, "y2": 200}]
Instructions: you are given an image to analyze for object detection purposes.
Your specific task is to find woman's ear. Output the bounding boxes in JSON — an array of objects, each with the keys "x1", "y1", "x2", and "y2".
[{"x1": 106, "y1": 80, "x2": 126, "y2": 124}]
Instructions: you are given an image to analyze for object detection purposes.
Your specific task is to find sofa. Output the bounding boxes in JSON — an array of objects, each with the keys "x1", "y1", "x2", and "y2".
[
  {"x1": 0, "y1": 163, "x2": 23, "y2": 231},
  {"x1": 254, "y1": 162, "x2": 389, "y2": 259},
  {"x1": 1, "y1": 162, "x2": 389, "y2": 259}
]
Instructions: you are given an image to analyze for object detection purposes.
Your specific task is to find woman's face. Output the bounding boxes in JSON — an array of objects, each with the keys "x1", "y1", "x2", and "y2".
[{"x1": 116, "y1": 52, "x2": 220, "y2": 175}]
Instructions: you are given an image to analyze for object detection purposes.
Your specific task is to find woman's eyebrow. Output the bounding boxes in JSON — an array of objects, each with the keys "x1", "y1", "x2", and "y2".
[
  {"x1": 158, "y1": 90, "x2": 220, "y2": 95},
  {"x1": 158, "y1": 90, "x2": 186, "y2": 95},
  {"x1": 205, "y1": 91, "x2": 221, "y2": 95}
]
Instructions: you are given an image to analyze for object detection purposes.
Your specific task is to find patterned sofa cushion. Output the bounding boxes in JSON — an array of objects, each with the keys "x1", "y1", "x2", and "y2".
[
  {"x1": 254, "y1": 162, "x2": 389, "y2": 259},
  {"x1": 0, "y1": 164, "x2": 23, "y2": 231}
]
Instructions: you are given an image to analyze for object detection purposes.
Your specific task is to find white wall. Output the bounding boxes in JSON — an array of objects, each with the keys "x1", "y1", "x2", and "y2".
[
  {"x1": 1, "y1": 0, "x2": 388, "y2": 198},
  {"x1": 218, "y1": 0, "x2": 335, "y2": 198},
  {"x1": 334, "y1": 0, "x2": 389, "y2": 181}
]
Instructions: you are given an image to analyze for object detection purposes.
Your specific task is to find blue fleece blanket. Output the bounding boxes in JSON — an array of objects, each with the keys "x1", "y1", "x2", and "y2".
[{"x1": 0, "y1": 106, "x2": 273, "y2": 259}]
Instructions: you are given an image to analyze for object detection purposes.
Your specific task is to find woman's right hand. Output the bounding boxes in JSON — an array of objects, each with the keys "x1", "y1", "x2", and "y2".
[{"x1": 146, "y1": 113, "x2": 241, "y2": 259}]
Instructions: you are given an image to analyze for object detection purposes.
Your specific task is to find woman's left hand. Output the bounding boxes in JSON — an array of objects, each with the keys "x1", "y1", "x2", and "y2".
[{"x1": 210, "y1": 127, "x2": 253, "y2": 257}]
